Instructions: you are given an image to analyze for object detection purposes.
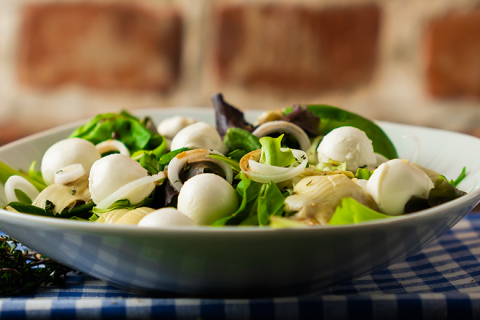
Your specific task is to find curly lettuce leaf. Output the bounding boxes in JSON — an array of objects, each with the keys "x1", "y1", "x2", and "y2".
[
  {"x1": 259, "y1": 135, "x2": 296, "y2": 167},
  {"x1": 355, "y1": 167, "x2": 374, "y2": 180},
  {"x1": 285, "y1": 105, "x2": 398, "y2": 160},
  {"x1": 329, "y1": 197, "x2": 391, "y2": 225}
]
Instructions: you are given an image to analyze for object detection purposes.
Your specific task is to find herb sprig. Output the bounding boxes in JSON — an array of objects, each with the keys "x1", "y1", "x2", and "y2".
[{"x1": 0, "y1": 236, "x2": 71, "y2": 296}]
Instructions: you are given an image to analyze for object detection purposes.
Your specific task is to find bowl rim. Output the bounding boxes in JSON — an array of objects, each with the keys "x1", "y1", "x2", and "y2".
[{"x1": 0, "y1": 107, "x2": 479, "y2": 234}]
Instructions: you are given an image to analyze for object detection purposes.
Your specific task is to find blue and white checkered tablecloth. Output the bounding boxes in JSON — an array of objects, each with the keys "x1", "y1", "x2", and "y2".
[{"x1": 3, "y1": 215, "x2": 480, "y2": 319}]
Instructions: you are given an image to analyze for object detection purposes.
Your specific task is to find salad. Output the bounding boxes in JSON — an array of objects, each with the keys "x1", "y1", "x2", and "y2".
[{"x1": 0, "y1": 93, "x2": 467, "y2": 228}]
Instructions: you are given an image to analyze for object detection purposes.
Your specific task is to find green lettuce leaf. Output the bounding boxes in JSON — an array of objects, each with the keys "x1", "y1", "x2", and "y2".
[
  {"x1": 259, "y1": 135, "x2": 296, "y2": 167},
  {"x1": 5, "y1": 201, "x2": 94, "y2": 219},
  {"x1": 27, "y1": 161, "x2": 46, "y2": 187},
  {"x1": 0, "y1": 160, "x2": 46, "y2": 191},
  {"x1": 428, "y1": 175, "x2": 467, "y2": 207},
  {"x1": 91, "y1": 196, "x2": 154, "y2": 215},
  {"x1": 224, "y1": 128, "x2": 261, "y2": 153},
  {"x1": 212, "y1": 173, "x2": 262, "y2": 226},
  {"x1": 257, "y1": 182, "x2": 285, "y2": 226},
  {"x1": 285, "y1": 105, "x2": 398, "y2": 159},
  {"x1": 14, "y1": 189, "x2": 32, "y2": 205},
  {"x1": 131, "y1": 150, "x2": 159, "y2": 175},
  {"x1": 355, "y1": 167, "x2": 374, "y2": 180},
  {"x1": 270, "y1": 216, "x2": 306, "y2": 229},
  {"x1": 329, "y1": 197, "x2": 392, "y2": 225},
  {"x1": 69, "y1": 111, "x2": 164, "y2": 156},
  {"x1": 158, "y1": 148, "x2": 191, "y2": 171},
  {"x1": 227, "y1": 149, "x2": 247, "y2": 162},
  {"x1": 207, "y1": 154, "x2": 240, "y2": 173}
]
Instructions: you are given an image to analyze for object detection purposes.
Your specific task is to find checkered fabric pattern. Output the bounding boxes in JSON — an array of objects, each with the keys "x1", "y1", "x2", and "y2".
[{"x1": 2, "y1": 215, "x2": 480, "y2": 319}]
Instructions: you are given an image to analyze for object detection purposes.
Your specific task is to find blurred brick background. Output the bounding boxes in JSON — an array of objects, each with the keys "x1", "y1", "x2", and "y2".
[{"x1": 1, "y1": 0, "x2": 480, "y2": 144}]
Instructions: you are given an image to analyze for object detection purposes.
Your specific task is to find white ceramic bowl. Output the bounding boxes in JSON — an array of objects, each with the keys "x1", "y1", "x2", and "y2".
[{"x1": 0, "y1": 108, "x2": 479, "y2": 298}]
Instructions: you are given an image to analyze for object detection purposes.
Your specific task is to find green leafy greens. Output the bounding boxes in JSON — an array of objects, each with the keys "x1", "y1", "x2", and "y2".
[
  {"x1": 355, "y1": 167, "x2": 375, "y2": 180},
  {"x1": 224, "y1": 128, "x2": 261, "y2": 153},
  {"x1": 329, "y1": 197, "x2": 392, "y2": 225},
  {"x1": 131, "y1": 150, "x2": 159, "y2": 175},
  {"x1": 0, "y1": 161, "x2": 46, "y2": 192},
  {"x1": 212, "y1": 173, "x2": 285, "y2": 226},
  {"x1": 69, "y1": 111, "x2": 167, "y2": 158},
  {"x1": 285, "y1": 105, "x2": 398, "y2": 159},
  {"x1": 259, "y1": 135, "x2": 296, "y2": 167}
]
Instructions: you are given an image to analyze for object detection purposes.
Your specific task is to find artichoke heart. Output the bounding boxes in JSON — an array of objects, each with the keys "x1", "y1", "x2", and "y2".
[
  {"x1": 96, "y1": 207, "x2": 155, "y2": 225},
  {"x1": 285, "y1": 174, "x2": 378, "y2": 226},
  {"x1": 32, "y1": 175, "x2": 91, "y2": 215}
]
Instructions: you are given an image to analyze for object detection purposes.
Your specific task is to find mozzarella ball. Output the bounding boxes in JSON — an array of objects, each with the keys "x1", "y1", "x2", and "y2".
[
  {"x1": 138, "y1": 208, "x2": 196, "y2": 227},
  {"x1": 89, "y1": 154, "x2": 155, "y2": 205},
  {"x1": 171, "y1": 122, "x2": 227, "y2": 154},
  {"x1": 41, "y1": 138, "x2": 100, "y2": 185},
  {"x1": 317, "y1": 126, "x2": 376, "y2": 172},
  {"x1": 157, "y1": 116, "x2": 197, "y2": 139},
  {"x1": 178, "y1": 173, "x2": 238, "y2": 225},
  {"x1": 366, "y1": 159, "x2": 434, "y2": 216}
]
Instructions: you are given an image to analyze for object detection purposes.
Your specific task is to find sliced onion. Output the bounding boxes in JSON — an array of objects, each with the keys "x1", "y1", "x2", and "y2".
[
  {"x1": 240, "y1": 149, "x2": 308, "y2": 184},
  {"x1": 96, "y1": 140, "x2": 130, "y2": 157},
  {"x1": 54, "y1": 164, "x2": 85, "y2": 184},
  {"x1": 96, "y1": 172, "x2": 165, "y2": 209},
  {"x1": 5, "y1": 175, "x2": 40, "y2": 203},
  {"x1": 252, "y1": 121, "x2": 311, "y2": 151},
  {"x1": 167, "y1": 149, "x2": 233, "y2": 192}
]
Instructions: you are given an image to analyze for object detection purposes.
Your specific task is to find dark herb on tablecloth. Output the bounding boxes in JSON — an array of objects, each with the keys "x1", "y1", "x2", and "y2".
[{"x1": 0, "y1": 236, "x2": 71, "y2": 296}]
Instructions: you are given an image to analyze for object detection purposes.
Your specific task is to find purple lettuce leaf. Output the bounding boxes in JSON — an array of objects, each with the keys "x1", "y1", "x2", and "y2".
[{"x1": 211, "y1": 93, "x2": 254, "y2": 137}]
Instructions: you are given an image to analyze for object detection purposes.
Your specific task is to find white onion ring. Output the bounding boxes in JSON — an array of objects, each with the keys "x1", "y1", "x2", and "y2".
[
  {"x1": 96, "y1": 172, "x2": 165, "y2": 209},
  {"x1": 252, "y1": 121, "x2": 311, "y2": 151},
  {"x1": 96, "y1": 140, "x2": 130, "y2": 157},
  {"x1": 240, "y1": 149, "x2": 308, "y2": 184},
  {"x1": 167, "y1": 149, "x2": 233, "y2": 192},
  {"x1": 5, "y1": 175, "x2": 40, "y2": 203},
  {"x1": 54, "y1": 164, "x2": 85, "y2": 184}
]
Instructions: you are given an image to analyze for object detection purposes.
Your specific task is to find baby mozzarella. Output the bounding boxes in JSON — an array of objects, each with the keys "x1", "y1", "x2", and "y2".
[
  {"x1": 41, "y1": 138, "x2": 100, "y2": 185},
  {"x1": 366, "y1": 159, "x2": 434, "y2": 216},
  {"x1": 157, "y1": 116, "x2": 196, "y2": 139},
  {"x1": 317, "y1": 126, "x2": 376, "y2": 172},
  {"x1": 171, "y1": 122, "x2": 227, "y2": 154},
  {"x1": 178, "y1": 173, "x2": 238, "y2": 225},
  {"x1": 138, "y1": 208, "x2": 196, "y2": 227},
  {"x1": 89, "y1": 154, "x2": 155, "y2": 206}
]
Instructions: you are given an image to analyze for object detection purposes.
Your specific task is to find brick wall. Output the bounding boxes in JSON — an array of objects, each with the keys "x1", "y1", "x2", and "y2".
[{"x1": 1, "y1": 0, "x2": 480, "y2": 144}]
